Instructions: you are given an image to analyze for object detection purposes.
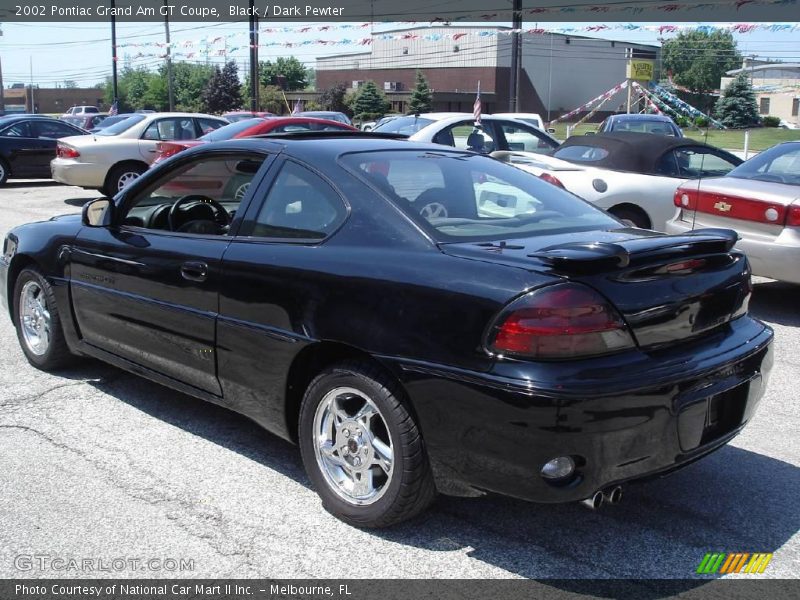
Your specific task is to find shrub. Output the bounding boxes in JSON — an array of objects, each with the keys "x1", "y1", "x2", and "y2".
[
  {"x1": 675, "y1": 116, "x2": 690, "y2": 127},
  {"x1": 694, "y1": 116, "x2": 710, "y2": 127},
  {"x1": 761, "y1": 116, "x2": 781, "y2": 127}
]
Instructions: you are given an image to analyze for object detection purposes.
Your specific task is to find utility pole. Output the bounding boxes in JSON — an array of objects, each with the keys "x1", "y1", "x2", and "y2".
[
  {"x1": 111, "y1": 0, "x2": 119, "y2": 106},
  {"x1": 164, "y1": 0, "x2": 174, "y2": 110},
  {"x1": 249, "y1": 0, "x2": 259, "y2": 111},
  {"x1": 29, "y1": 56, "x2": 35, "y2": 113},
  {"x1": 508, "y1": 0, "x2": 522, "y2": 112}
]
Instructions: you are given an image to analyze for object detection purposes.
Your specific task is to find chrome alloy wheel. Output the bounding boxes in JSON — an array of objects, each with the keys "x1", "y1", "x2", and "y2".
[
  {"x1": 312, "y1": 387, "x2": 394, "y2": 505},
  {"x1": 19, "y1": 280, "x2": 51, "y2": 356}
]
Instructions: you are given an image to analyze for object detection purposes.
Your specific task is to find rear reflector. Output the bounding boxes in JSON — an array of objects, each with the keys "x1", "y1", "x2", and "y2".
[
  {"x1": 674, "y1": 187, "x2": 789, "y2": 226},
  {"x1": 56, "y1": 142, "x2": 79, "y2": 159},
  {"x1": 487, "y1": 283, "x2": 635, "y2": 359}
]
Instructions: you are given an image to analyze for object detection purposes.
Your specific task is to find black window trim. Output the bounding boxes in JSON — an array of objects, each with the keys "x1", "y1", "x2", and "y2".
[{"x1": 234, "y1": 155, "x2": 351, "y2": 246}]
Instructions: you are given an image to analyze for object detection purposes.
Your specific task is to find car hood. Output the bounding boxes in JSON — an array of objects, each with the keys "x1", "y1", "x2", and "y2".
[{"x1": 440, "y1": 226, "x2": 752, "y2": 349}]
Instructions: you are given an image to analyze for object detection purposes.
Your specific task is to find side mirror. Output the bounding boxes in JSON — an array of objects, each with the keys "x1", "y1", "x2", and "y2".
[
  {"x1": 82, "y1": 198, "x2": 113, "y2": 227},
  {"x1": 546, "y1": 127, "x2": 556, "y2": 134},
  {"x1": 585, "y1": 131, "x2": 596, "y2": 136}
]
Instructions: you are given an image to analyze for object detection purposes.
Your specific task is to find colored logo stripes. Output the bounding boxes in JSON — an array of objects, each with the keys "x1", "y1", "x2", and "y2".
[{"x1": 697, "y1": 553, "x2": 773, "y2": 574}]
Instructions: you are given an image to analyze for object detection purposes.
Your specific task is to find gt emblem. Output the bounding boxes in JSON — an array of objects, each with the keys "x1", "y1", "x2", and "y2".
[{"x1": 714, "y1": 201, "x2": 732, "y2": 212}]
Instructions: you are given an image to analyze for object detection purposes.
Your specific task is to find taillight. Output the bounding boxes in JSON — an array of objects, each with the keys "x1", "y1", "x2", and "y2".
[
  {"x1": 786, "y1": 202, "x2": 800, "y2": 227},
  {"x1": 538, "y1": 172, "x2": 565, "y2": 189},
  {"x1": 57, "y1": 142, "x2": 80, "y2": 159},
  {"x1": 486, "y1": 283, "x2": 635, "y2": 360},
  {"x1": 674, "y1": 188, "x2": 697, "y2": 210},
  {"x1": 156, "y1": 142, "x2": 188, "y2": 160}
]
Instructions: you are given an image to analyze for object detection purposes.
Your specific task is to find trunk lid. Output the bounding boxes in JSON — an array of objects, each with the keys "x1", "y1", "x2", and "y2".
[{"x1": 440, "y1": 227, "x2": 751, "y2": 349}]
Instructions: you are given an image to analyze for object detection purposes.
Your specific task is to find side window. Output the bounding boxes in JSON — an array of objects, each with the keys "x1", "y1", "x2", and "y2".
[
  {"x1": 670, "y1": 147, "x2": 739, "y2": 178},
  {"x1": 142, "y1": 118, "x2": 195, "y2": 141},
  {"x1": 271, "y1": 123, "x2": 311, "y2": 133},
  {"x1": 247, "y1": 161, "x2": 345, "y2": 240},
  {"x1": 120, "y1": 154, "x2": 265, "y2": 234},
  {"x1": 497, "y1": 122, "x2": 555, "y2": 154},
  {"x1": 91, "y1": 115, "x2": 107, "y2": 128},
  {"x1": 197, "y1": 118, "x2": 225, "y2": 135},
  {"x1": 0, "y1": 121, "x2": 32, "y2": 137},
  {"x1": 433, "y1": 122, "x2": 496, "y2": 153},
  {"x1": 33, "y1": 120, "x2": 81, "y2": 139}
]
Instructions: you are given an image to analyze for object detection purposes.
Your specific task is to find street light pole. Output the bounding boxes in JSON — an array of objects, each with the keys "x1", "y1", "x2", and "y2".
[
  {"x1": 508, "y1": 0, "x2": 522, "y2": 112},
  {"x1": 249, "y1": 0, "x2": 259, "y2": 111}
]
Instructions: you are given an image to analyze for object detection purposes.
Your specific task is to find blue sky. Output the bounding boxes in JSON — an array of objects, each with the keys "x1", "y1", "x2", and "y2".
[{"x1": 1, "y1": 21, "x2": 799, "y2": 88}]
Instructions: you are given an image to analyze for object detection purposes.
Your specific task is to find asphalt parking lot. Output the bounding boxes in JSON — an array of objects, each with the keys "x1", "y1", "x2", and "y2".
[{"x1": 0, "y1": 181, "x2": 798, "y2": 582}]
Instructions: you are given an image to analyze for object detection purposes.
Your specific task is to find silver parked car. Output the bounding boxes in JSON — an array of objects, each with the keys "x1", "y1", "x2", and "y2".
[{"x1": 666, "y1": 141, "x2": 800, "y2": 284}]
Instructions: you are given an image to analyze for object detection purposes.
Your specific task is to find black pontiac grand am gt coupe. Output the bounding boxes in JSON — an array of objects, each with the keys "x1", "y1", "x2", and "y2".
[{"x1": 1, "y1": 132, "x2": 773, "y2": 528}]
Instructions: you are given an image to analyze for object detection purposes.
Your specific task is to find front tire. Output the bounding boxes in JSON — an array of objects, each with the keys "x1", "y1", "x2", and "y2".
[
  {"x1": 0, "y1": 158, "x2": 10, "y2": 186},
  {"x1": 299, "y1": 361, "x2": 436, "y2": 528},
  {"x1": 13, "y1": 267, "x2": 74, "y2": 370}
]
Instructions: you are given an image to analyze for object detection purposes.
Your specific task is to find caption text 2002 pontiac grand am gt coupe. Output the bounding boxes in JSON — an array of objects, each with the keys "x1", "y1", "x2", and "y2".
[{"x1": 1, "y1": 132, "x2": 773, "y2": 528}]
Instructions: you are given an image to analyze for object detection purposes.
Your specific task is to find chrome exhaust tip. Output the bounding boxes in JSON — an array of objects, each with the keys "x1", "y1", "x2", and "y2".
[
  {"x1": 604, "y1": 486, "x2": 623, "y2": 505},
  {"x1": 580, "y1": 490, "x2": 604, "y2": 510}
]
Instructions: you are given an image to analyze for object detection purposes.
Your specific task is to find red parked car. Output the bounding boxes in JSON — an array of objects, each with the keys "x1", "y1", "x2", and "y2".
[{"x1": 152, "y1": 117, "x2": 357, "y2": 164}]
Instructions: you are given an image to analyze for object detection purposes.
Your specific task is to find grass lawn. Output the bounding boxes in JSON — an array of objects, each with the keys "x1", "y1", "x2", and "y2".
[{"x1": 551, "y1": 123, "x2": 800, "y2": 151}]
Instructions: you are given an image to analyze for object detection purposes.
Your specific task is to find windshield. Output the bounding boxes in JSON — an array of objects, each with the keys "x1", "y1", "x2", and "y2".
[
  {"x1": 341, "y1": 150, "x2": 618, "y2": 242},
  {"x1": 727, "y1": 143, "x2": 800, "y2": 186},
  {"x1": 95, "y1": 114, "x2": 146, "y2": 136},
  {"x1": 609, "y1": 119, "x2": 678, "y2": 136},
  {"x1": 373, "y1": 116, "x2": 434, "y2": 135},
  {"x1": 200, "y1": 118, "x2": 264, "y2": 141}
]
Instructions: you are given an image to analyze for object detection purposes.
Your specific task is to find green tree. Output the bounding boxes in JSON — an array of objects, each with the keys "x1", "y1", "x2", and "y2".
[
  {"x1": 409, "y1": 70, "x2": 432, "y2": 114},
  {"x1": 662, "y1": 30, "x2": 741, "y2": 112},
  {"x1": 202, "y1": 61, "x2": 242, "y2": 113},
  {"x1": 715, "y1": 73, "x2": 760, "y2": 128},
  {"x1": 167, "y1": 62, "x2": 216, "y2": 112},
  {"x1": 317, "y1": 82, "x2": 351, "y2": 115},
  {"x1": 351, "y1": 81, "x2": 390, "y2": 121},
  {"x1": 258, "y1": 56, "x2": 309, "y2": 91},
  {"x1": 62, "y1": 80, "x2": 78, "y2": 89},
  {"x1": 259, "y1": 85, "x2": 287, "y2": 113}
]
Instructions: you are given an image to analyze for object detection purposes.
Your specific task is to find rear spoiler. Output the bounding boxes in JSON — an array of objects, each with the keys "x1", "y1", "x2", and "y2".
[{"x1": 527, "y1": 228, "x2": 739, "y2": 273}]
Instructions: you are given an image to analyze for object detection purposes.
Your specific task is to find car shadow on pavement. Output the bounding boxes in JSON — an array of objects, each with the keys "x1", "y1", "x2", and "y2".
[
  {"x1": 63, "y1": 360, "x2": 797, "y2": 593},
  {"x1": 5, "y1": 180, "x2": 62, "y2": 188},
  {"x1": 750, "y1": 280, "x2": 800, "y2": 327}
]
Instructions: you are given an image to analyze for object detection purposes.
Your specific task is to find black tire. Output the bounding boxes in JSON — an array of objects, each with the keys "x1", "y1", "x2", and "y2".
[
  {"x1": 610, "y1": 206, "x2": 651, "y2": 229},
  {"x1": 0, "y1": 158, "x2": 10, "y2": 186},
  {"x1": 104, "y1": 163, "x2": 145, "y2": 197},
  {"x1": 298, "y1": 361, "x2": 436, "y2": 528},
  {"x1": 12, "y1": 267, "x2": 75, "y2": 370}
]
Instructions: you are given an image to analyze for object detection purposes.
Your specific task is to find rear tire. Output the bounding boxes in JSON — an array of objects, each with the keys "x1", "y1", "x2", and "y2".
[
  {"x1": 298, "y1": 361, "x2": 436, "y2": 528},
  {"x1": 610, "y1": 206, "x2": 651, "y2": 229},
  {"x1": 12, "y1": 267, "x2": 74, "y2": 370},
  {"x1": 104, "y1": 163, "x2": 145, "y2": 197}
]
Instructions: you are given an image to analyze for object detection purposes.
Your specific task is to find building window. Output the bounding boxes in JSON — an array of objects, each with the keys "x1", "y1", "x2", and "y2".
[
  {"x1": 792, "y1": 98, "x2": 799, "y2": 116},
  {"x1": 402, "y1": 47, "x2": 408, "y2": 55},
  {"x1": 759, "y1": 97, "x2": 770, "y2": 115}
]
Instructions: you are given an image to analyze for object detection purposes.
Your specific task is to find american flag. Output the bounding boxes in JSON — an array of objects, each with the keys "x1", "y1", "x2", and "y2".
[
  {"x1": 108, "y1": 101, "x2": 118, "y2": 116},
  {"x1": 473, "y1": 81, "x2": 481, "y2": 125},
  {"x1": 291, "y1": 99, "x2": 303, "y2": 115}
]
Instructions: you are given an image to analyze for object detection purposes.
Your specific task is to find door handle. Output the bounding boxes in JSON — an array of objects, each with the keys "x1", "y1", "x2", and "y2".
[{"x1": 180, "y1": 261, "x2": 208, "y2": 282}]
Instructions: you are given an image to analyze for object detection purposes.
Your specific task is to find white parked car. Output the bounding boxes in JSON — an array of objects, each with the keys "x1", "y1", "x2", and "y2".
[
  {"x1": 499, "y1": 132, "x2": 742, "y2": 231},
  {"x1": 373, "y1": 113, "x2": 559, "y2": 154},
  {"x1": 491, "y1": 112, "x2": 546, "y2": 131},
  {"x1": 51, "y1": 112, "x2": 228, "y2": 196},
  {"x1": 62, "y1": 105, "x2": 100, "y2": 117},
  {"x1": 667, "y1": 141, "x2": 800, "y2": 284}
]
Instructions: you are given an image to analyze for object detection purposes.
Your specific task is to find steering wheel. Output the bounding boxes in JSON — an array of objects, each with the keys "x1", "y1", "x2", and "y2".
[{"x1": 168, "y1": 195, "x2": 230, "y2": 232}]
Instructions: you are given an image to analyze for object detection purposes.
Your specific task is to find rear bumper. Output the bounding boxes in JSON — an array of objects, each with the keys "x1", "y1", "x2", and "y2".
[
  {"x1": 667, "y1": 217, "x2": 800, "y2": 284},
  {"x1": 384, "y1": 316, "x2": 774, "y2": 503},
  {"x1": 51, "y1": 158, "x2": 107, "y2": 189}
]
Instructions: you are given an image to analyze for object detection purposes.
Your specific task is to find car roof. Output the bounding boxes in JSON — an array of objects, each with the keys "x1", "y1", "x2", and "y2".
[
  {"x1": 607, "y1": 114, "x2": 675, "y2": 123},
  {"x1": 557, "y1": 131, "x2": 733, "y2": 173},
  {"x1": 0, "y1": 114, "x2": 55, "y2": 121}
]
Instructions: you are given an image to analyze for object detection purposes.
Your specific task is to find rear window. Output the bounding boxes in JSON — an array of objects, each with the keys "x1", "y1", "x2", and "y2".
[
  {"x1": 200, "y1": 118, "x2": 264, "y2": 141},
  {"x1": 373, "y1": 116, "x2": 434, "y2": 135},
  {"x1": 610, "y1": 119, "x2": 678, "y2": 136},
  {"x1": 553, "y1": 145, "x2": 611, "y2": 163},
  {"x1": 727, "y1": 143, "x2": 800, "y2": 186},
  {"x1": 95, "y1": 114, "x2": 146, "y2": 136},
  {"x1": 341, "y1": 150, "x2": 618, "y2": 242}
]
